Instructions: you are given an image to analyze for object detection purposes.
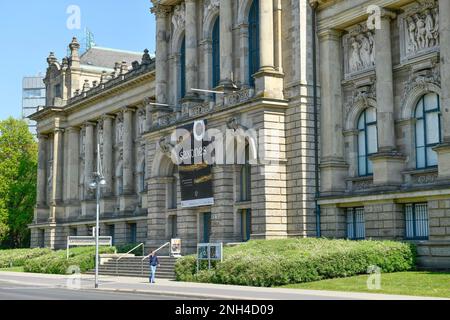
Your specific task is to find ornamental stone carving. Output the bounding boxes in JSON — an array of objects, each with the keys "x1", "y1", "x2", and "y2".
[
  {"x1": 343, "y1": 24, "x2": 375, "y2": 78},
  {"x1": 116, "y1": 114, "x2": 124, "y2": 144},
  {"x1": 138, "y1": 109, "x2": 147, "y2": 135},
  {"x1": 172, "y1": 3, "x2": 185, "y2": 30},
  {"x1": 204, "y1": 0, "x2": 220, "y2": 21},
  {"x1": 399, "y1": 0, "x2": 439, "y2": 63}
]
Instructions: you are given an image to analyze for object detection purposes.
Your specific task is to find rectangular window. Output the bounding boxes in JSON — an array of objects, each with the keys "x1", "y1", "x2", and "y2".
[
  {"x1": 39, "y1": 229, "x2": 45, "y2": 248},
  {"x1": 127, "y1": 223, "x2": 137, "y2": 244},
  {"x1": 108, "y1": 225, "x2": 115, "y2": 245},
  {"x1": 346, "y1": 208, "x2": 365, "y2": 240},
  {"x1": 241, "y1": 209, "x2": 252, "y2": 242},
  {"x1": 69, "y1": 228, "x2": 77, "y2": 237},
  {"x1": 405, "y1": 203, "x2": 429, "y2": 240},
  {"x1": 169, "y1": 215, "x2": 178, "y2": 239}
]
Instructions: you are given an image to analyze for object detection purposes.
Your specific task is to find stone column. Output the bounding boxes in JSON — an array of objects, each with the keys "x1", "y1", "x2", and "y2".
[
  {"x1": 370, "y1": 10, "x2": 405, "y2": 186},
  {"x1": 185, "y1": 0, "x2": 198, "y2": 97},
  {"x1": 122, "y1": 108, "x2": 135, "y2": 194},
  {"x1": 102, "y1": 115, "x2": 114, "y2": 196},
  {"x1": 152, "y1": 4, "x2": 170, "y2": 105},
  {"x1": 52, "y1": 128, "x2": 64, "y2": 203},
  {"x1": 36, "y1": 134, "x2": 48, "y2": 207},
  {"x1": 318, "y1": 29, "x2": 348, "y2": 195},
  {"x1": 219, "y1": 0, "x2": 234, "y2": 87},
  {"x1": 239, "y1": 23, "x2": 249, "y2": 86},
  {"x1": 273, "y1": 0, "x2": 283, "y2": 73},
  {"x1": 50, "y1": 128, "x2": 64, "y2": 223},
  {"x1": 259, "y1": 0, "x2": 275, "y2": 71},
  {"x1": 84, "y1": 122, "x2": 95, "y2": 198},
  {"x1": 66, "y1": 127, "x2": 80, "y2": 201},
  {"x1": 253, "y1": 0, "x2": 284, "y2": 99},
  {"x1": 374, "y1": 11, "x2": 396, "y2": 152},
  {"x1": 434, "y1": 0, "x2": 450, "y2": 179}
]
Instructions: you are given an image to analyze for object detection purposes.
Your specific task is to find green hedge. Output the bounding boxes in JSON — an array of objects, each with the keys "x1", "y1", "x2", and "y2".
[
  {"x1": 175, "y1": 238, "x2": 416, "y2": 287},
  {"x1": 23, "y1": 246, "x2": 116, "y2": 275},
  {"x1": 0, "y1": 248, "x2": 52, "y2": 268}
]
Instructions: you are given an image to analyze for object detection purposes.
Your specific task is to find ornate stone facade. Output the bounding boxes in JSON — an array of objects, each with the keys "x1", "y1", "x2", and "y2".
[{"x1": 29, "y1": 0, "x2": 450, "y2": 268}]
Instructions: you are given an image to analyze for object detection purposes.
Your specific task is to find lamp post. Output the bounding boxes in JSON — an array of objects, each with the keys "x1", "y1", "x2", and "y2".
[{"x1": 89, "y1": 144, "x2": 106, "y2": 289}]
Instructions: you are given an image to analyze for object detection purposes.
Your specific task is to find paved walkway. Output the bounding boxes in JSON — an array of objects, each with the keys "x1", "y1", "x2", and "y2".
[{"x1": 0, "y1": 272, "x2": 444, "y2": 300}]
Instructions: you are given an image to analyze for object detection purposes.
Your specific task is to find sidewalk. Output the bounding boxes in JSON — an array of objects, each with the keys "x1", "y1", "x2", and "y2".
[{"x1": 0, "y1": 272, "x2": 445, "y2": 300}]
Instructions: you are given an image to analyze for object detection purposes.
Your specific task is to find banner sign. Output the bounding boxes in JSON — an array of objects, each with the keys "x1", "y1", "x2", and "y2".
[
  {"x1": 67, "y1": 236, "x2": 112, "y2": 247},
  {"x1": 177, "y1": 120, "x2": 214, "y2": 208},
  {"x1": 170, "y1": 238, "x2": 182, "y2": 257}
]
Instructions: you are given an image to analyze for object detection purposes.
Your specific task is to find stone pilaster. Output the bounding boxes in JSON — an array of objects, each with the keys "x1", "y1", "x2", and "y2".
[
  {"x1": 83, "y1": 122, "x2": 95, "y2": 199},
  {"x1": 49, "y1": 128, "x2": 64, "y2": 223},
  {"x1": 318, "y1": 29, "x2": 348, "y2": 195},
  {"x1": 66, "y1": 127, "x2": 80, "y2": 201},
  {"x1": 101, "y1": 115, "x2": 114, "y2": 196},
  {"x1": 184, "y1": 0, "x2": 198, "y2": 97},
  {"x1": 210, "y1": 165, "x2": 235, "y2": 242},
  {"x1": 219, "y1": 0, "x2": 234, "y2": 88},
  {"x1": 36, "y1": 134, "x2": 48, "y2": 207},
  {"x1": 253, "y1": 0, "x2": 284, "y2": 99},
  {"x1": 434, "y1": 0, "x2": 450, "y2": 179},
  {"x1": 371, "y1": 10, "x2": 405, "y2": 186},
  {"x1": 152, "y1": 4, "x2": 171, "y2": 105},
  {"x1": 146, "y1": 177, "x2": 169, "y2": 250},
  {"x1": 122, "y1": 108, "x2": 135, "y2": 195}
]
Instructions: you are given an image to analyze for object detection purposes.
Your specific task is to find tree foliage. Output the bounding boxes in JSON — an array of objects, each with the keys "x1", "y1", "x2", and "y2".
[{"x1": 0, "y1": 118, "x2": 37, "y2": 248}]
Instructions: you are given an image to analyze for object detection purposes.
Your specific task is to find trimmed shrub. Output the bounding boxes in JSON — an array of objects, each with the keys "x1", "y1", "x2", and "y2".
[
  {"x1": 175, "y1": 238, "x2": 416, "y2": 287},
  {"x1": 0, "y1": 248, "x2": 52, "y2": 268},
  {"x1": 23, "y1": 246, "x2": 116, "y2": 275}
]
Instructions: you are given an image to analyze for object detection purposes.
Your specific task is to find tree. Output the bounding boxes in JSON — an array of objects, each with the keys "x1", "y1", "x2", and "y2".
[{"x1": 0, "y1": 118, "x2": 37, "y2": 248}]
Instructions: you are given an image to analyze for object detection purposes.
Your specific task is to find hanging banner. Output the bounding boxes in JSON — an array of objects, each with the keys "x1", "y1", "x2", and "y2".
[{"x1": 177, "y1": 120, "x2": 214, "y2": 208}]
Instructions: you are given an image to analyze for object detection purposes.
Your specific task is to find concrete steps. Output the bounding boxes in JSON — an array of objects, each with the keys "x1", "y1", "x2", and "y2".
[{"x1": 86, "y1": 256, "x2": 178, "y2": 280}]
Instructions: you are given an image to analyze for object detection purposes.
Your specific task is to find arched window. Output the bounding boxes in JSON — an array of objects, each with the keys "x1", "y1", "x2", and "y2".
[
  {"x1": 180, "y1": 37, "x2": 186, "y2": 99},
  {"x1": 357, "y1": 107, "x2": 378, "y2": 176},
  {"x1": 212, "y1": 17, "x2": 220, "y2": 88},
  {"x1": 248, "y1": 0, "x2": 260, "y2": 87},
  {"x1": 240, "y1": 144, "x2": 252, "y2": 202},
  {"x1": 415, "y1": 93, "x2": 441, "y2": 169}
]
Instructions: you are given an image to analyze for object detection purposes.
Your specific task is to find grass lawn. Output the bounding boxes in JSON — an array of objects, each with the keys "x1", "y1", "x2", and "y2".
[
  {"x1": 281, "y1": 272, "x2": 450, "y2": 298},
  {"x1": 0, "y1": 266, "x2": 24, "y2": 272}
]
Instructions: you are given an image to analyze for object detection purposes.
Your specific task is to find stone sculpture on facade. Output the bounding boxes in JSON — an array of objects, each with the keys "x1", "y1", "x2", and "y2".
[
  {"x1": 345, "y1": 24, "x2": 375, "y2": 75},
  {"x1": 400, "y1": 1, "x2": 439, "y2": 61},
  {"x1": 172, "y1": 3, "x2": 185, "y2": 29}
]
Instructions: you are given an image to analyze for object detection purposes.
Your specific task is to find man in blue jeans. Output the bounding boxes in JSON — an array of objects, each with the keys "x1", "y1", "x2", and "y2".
[{"x1": 149, "y1": 251, "x2": 160, "y2": 284}]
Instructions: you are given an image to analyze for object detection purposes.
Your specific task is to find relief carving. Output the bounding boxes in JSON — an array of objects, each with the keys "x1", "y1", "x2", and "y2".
[
  {"x1": 344, "y1": 24, "x2": 375, "y2": 77},
  {"x1": 172, "y1": 3, "x2": 185, "y2": 30},
  {"x1": 399, "y1": 0, "x2": 439, "y2": 62}
]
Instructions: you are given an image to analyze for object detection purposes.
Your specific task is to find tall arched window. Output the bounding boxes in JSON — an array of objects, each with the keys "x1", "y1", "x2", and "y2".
[
  {"x1": 180, "y1": 37, "x2": 186, "y2": 99},
  {"x1": 248, "y1": 0, "x2": 260, "y2": 87},
  {"x1": 212, "y1": 17, "x2": 220, "y2": 88},
  {"x1": 357, "y1": 107, "x2": 378, "y2": 176},
  {"x1": 415, "y1": 93, "x2": 442, "y2": 169}
]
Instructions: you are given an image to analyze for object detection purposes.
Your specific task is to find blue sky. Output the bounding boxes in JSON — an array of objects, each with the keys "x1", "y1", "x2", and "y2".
[{"x1": 0, "y1": 0, "x2": 156, "y2": 120}]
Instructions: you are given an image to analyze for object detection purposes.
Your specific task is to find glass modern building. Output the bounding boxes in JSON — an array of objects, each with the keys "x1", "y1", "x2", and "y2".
[{"x1": 22, "y1": 75, "x2": 46, "y2": 136}]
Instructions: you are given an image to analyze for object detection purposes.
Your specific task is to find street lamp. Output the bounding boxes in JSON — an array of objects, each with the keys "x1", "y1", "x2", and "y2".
[{"x1": 89, "y1": 144, "x2": 107, "y2": 289}]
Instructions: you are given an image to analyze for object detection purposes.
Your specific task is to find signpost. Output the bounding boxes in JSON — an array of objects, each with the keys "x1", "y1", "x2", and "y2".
[
  {"x1": 196, "y1": 243, "x2": 223, "y2": 272},
  {"x1": 66, "y1": 236, "x2": 112, "y2": 259}
]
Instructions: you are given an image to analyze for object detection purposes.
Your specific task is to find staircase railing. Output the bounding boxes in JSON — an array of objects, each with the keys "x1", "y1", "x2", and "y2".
[
  {"x1": 115, "y1": 243, "x2": 145, "y2": 276},
  {"x1": 141, "y1": 242, "x2": 170, "y2": 276}
]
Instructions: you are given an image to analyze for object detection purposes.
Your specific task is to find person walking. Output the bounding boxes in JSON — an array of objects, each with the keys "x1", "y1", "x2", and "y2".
[{"x1": 149, "y1": 251, "x2": 160, "y2": 284}]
